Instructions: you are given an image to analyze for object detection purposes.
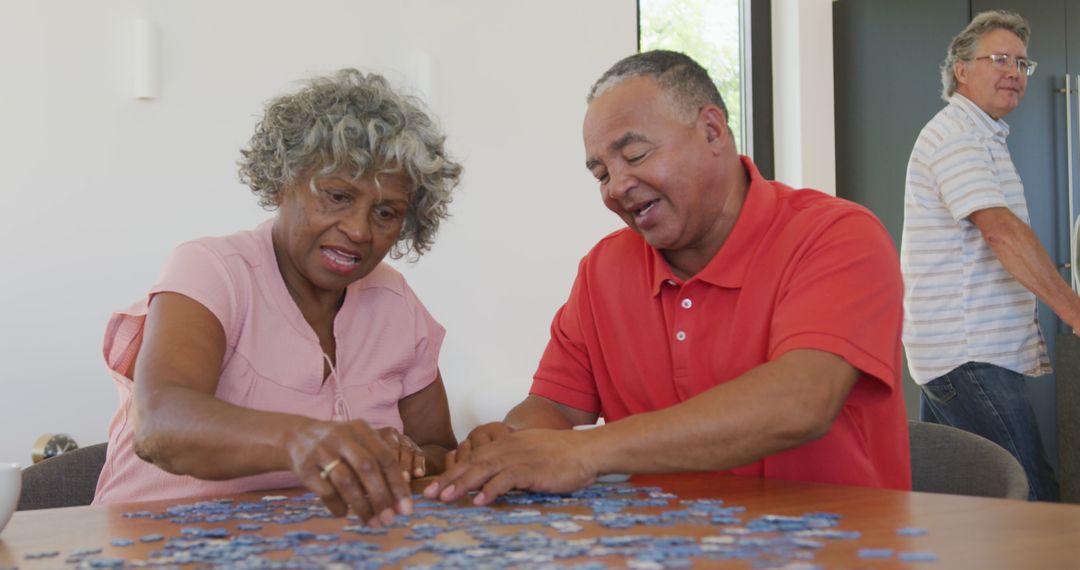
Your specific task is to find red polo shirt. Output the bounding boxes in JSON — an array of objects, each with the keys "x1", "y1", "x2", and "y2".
[{"x1": 532, "y1": 157, "x2": 910, "y2": 490}]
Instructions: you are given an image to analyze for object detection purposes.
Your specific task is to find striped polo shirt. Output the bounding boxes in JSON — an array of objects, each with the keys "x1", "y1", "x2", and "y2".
[{"x1": 901, "y1": 93, "x2": 1049, "y2": 384}]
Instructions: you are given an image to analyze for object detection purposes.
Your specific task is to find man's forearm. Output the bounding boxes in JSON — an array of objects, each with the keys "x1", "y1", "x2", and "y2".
[
  {"x1": 580, "y1": 350, "x2": 857, "y2": 476},
  {"x1": 985, "y1": 217, "x2": 1080, "y2": 330},
  {"x1": 504, "y1": 395, "x2": 597, "y2": 431}
]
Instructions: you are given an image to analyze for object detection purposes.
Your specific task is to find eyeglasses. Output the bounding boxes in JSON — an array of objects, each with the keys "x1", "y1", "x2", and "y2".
[{"x1": 971, "y1": 54, "x2": 1038, "y2": 77}]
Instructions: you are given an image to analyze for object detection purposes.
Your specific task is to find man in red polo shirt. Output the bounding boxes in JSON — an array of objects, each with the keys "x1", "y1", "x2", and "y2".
[{"x1": 425, "y1": 50, "x2": 909, "y2": 505}]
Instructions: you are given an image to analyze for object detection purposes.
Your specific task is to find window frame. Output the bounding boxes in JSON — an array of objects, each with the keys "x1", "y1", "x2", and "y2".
[{"x1": 635, "y1": 0, "x2": 774, "y2": 177}]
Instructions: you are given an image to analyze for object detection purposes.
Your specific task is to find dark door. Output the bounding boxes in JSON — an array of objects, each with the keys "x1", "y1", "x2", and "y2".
[
  {"x1": 832, "y1": 0, "x2": 969, "y2": 419},
  {"x1": 970, "y1": 0, "x2": 1074, "y2": 472},
  {"x1": 836, "y1": 0, "x2": 1079, "y2": 489}
]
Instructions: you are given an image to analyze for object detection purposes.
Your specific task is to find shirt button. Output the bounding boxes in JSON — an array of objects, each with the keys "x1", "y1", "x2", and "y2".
[
  {"x1": 666, "y1": 279, "x2": 677, "y2": 286},
  {"x1": 675, "y1": 330, "x2": 687, "y2": 341},
  {"x1": 681, "y1": 298, "x2": 693, "y2": 309}
]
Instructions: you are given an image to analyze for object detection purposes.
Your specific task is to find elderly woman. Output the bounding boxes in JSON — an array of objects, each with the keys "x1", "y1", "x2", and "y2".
[{"x1": 93, "y1": 69, "x2": 462, "y2": 526}]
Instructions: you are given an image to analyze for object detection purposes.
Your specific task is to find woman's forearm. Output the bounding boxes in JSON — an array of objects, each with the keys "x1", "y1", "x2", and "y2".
[{"x1": 133, "y1": 384, "x2": 310, "y2": 479}]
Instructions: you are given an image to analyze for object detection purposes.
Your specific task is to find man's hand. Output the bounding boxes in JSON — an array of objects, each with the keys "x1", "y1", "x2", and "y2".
[
  {"x1": 445, "y1": 422, "x2": 515, "y2": 469},
  {"x1": 423, "y1": 428, "x2": 597, "y2": 505}
]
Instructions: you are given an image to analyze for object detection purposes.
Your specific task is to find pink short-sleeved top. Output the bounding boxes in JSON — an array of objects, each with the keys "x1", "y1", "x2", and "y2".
[{"x1": 93, "y1": 219, "x2": 445, "y2": 504}]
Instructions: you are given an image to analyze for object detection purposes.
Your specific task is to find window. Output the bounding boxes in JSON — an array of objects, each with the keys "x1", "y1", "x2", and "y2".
[{"x1": 640, "y1": 0, "x2": 770, "y2": 169}]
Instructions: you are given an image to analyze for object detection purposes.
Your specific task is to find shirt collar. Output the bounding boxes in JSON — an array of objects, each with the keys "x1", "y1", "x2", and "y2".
[
  {"x1": 648, "y1": 156, "x2": 776, "y2": 295},
  {"x1": 949, "y1": 93, "x2": 1010, "y2": 138}
]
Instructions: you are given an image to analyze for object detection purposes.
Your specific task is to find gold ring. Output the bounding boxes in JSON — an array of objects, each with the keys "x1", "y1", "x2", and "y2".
[{"x1": 319, "y1": 458, "x2": 343, "y2": 481}]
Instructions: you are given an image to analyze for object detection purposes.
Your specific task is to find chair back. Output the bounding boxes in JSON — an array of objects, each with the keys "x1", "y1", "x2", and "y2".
[
  {"x1": 909, "y1": 421, "x2": 1028, "y2": 500},
  {"x1": 17, "y1": 442, "x2": 107, "y2": 510}
]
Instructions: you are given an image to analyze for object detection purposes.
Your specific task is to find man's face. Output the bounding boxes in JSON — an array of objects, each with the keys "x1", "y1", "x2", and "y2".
[
  {"x1": 583, "y1": 76, "x2": 724, "y2": 254},
  {"x1": 955, "y1": 28, "x2": 1028, "y2": 120}
]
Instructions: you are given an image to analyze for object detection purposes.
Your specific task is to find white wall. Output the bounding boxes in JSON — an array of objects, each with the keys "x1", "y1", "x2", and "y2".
[
  {"x1": 0, "y1": 0, "x2": 635, "y2": 465},
  {"x1": 771, "y1": 0, "x2": 836, "y2": 194}
]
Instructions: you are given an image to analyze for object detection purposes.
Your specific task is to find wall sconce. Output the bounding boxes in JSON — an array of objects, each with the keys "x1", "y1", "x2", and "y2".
[{"x1": 134, "y1": 18, "x2": 158, "y2": 99}]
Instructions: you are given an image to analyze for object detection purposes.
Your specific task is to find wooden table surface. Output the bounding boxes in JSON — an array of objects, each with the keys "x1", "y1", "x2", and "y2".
[{"x1": 2, "y1": 473, "x2": 1079, "y2": 569}]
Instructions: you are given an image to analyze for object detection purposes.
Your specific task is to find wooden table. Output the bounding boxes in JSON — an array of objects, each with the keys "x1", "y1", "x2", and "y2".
[{"x1": 2, "y1": 473, "x2": 1079, "y2": 568}]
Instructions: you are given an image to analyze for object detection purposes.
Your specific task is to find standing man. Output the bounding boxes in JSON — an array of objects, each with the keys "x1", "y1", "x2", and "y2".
[
  {"x1": 424, "y1": 50, "x2": 909, "y2": 506},
  {"x1": 902, "y1": 10, "x2": 1075, "y2": 501}
]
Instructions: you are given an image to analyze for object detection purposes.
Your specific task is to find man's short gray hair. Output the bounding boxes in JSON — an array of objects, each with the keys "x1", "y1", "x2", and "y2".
[
  {"x1": 588, "y1": 50, "x2": 728, "y2": 125},
  {"x1": 941, "y1": 10, "x2": 1030, "y2": 101},
  {"x1": 238, "y1": 69, "x2": 462, "y2": 259}
]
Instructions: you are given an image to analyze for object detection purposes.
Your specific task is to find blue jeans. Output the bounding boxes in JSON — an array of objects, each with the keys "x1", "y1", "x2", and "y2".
[{"x1": 920, "y1": 361, "x2": 1059, "y2": 501}]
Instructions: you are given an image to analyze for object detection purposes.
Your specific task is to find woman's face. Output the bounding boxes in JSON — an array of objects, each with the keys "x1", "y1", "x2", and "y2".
[{"x1": 273, "y1": 168, "x2": 411, "y2": 299}]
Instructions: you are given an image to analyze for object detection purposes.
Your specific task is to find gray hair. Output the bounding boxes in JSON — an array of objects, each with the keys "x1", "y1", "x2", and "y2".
[
  {"x1": 238, "y1": 69, "x2": 462, "y2": 259},
  {"x1": 941, "y1": 10, "x2": 1030, "y2": 101},
  {"x1": 588, "y1": 50, "x2": 728, "y2": 125}
]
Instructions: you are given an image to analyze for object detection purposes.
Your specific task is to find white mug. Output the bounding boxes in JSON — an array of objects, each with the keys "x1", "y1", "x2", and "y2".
[{"x1": 0, "y1": 462, "x2": 21, "y2": 535}]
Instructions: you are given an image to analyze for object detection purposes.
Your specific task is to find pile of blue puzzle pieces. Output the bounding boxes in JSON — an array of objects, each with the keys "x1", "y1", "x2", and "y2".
[{"x1": 11, "y1": 483, "x2": 936, "y2": 569}]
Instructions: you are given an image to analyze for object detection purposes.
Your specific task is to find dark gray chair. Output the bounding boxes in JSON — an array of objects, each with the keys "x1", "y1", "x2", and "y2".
[
  {"x1": 17, "y1": 442, "x2": 107, "y2": 510},
  {"x1": 908, "y1": 421, "x2": 1028, "y2": 500}
]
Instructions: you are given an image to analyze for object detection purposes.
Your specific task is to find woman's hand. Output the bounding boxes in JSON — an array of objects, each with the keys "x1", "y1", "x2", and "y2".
[
  {"x1": 286, "y1": 419, "x2": 413, "y2": 526},
  {"x1": 396, "y1": 371, "x2": 458, "y2": 475},
  {"x1": 377, "y1": 427, "x2": 427, "y2": 481}
]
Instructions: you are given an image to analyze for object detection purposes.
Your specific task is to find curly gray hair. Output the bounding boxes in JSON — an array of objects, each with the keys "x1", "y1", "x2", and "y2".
[
  {"x1": 238, "y1": 69, "x2": 462, "y2": 259},
  {"x1": 588, "y1": 50, "x2": 728, "y2": 126},
  {"x1": 941, "y1": 10, "x2": 1030, "y2": 101}
]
